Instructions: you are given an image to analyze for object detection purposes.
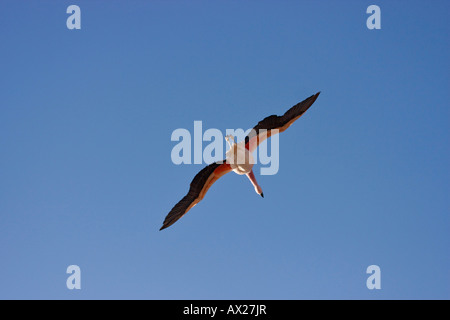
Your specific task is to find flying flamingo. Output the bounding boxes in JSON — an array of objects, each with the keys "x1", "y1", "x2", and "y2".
[{"x1": 160, "y1": 92, "x2": 320, "y2": 230}]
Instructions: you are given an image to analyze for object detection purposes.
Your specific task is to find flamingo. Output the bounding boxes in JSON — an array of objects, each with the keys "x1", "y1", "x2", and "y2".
[{"x1": 160, "y1": 92, "x2": 320, "y2": 230}]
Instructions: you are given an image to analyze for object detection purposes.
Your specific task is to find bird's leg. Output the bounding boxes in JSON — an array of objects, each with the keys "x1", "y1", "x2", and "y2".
[
  {"x1": 225, "y1": 135, "x2": 235, "y2": 148},
  {"x1": 246, "y1": 169, "x2": 264, "y2": 198}
]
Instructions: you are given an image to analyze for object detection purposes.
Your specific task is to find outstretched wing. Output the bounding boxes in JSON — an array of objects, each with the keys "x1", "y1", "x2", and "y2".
[
  {"x1": 160, "y1": 161, "x2": 232, "y2": 230},
  {"x1": 245, "y1": 92, "x2": 320, "y2": 152}
]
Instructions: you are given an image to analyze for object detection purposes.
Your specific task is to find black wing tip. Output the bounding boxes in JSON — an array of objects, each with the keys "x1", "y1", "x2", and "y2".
[
  {"x1": 159, "y1": 218, "x2": 176, "y2": 231},
  {"x1": 301, "y1": 91, "x2": 321, "y2": 110},
  {"x1": 160, "y1": 220, "x2": 176, "y2": 230},
  {"x1": 311, "y1": 91, "x2": 321, "y2": 101},
  {"x1": 159, "y1": 214, "x2": 176, "y2": 230}
]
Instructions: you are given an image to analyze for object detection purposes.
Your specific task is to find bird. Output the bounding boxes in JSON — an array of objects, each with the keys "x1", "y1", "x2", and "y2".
[{"x1": 160, "y1": 92, "x2": 320, "y2": 230}]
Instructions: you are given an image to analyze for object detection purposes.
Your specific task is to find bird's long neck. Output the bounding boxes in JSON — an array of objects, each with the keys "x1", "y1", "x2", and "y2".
[{"x1": 246, "y1": 170, "x2": 262, "y2": 195}]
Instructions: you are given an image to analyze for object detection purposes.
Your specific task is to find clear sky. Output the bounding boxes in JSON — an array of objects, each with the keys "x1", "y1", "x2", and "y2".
[{"x1": 0, "y1": 0, "x2": 449, "y2": 299}]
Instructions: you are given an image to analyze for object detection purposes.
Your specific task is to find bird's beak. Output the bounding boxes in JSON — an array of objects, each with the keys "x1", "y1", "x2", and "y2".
[{"x1": 260, "y1": 193, "x2": 264, "y2": 198}]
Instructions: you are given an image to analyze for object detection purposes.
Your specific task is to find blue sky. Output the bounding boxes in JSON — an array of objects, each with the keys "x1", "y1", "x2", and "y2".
[{"x1": 0, "y1": 0, "x2": 449, "y2": 299}]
